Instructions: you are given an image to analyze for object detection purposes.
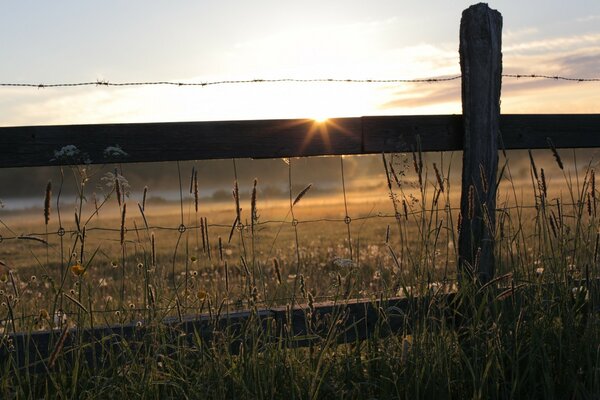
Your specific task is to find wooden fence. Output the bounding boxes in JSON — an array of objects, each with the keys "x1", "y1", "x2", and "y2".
[{"x1": 1, "y1": 3, "x2": 600, "y2": 367}]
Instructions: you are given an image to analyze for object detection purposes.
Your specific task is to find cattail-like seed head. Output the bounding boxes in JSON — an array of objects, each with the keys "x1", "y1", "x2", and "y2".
[
  {"x1": 194, "y1": 170, "x2": 199, "y2": 213},
  {"x1": 385, "y1": 225, "x2": 390, "y2": 244},
  {"x1": 299, "y1": 274, "x2": 306, "y2": 299},
  {"x1": 402, "y1": 200, "x2": 408, "y2": 220},
  {"x1": 142, "y1": 186, "x2": 148, "y2": 211},
  {"x1": 588, "y1": 192, "x2": 593, "y2": 216},
  {"x1": 273, "y1": 258, "x2": 282, "y2": 285},
  {"x1": 528, "y1": 150, "x2": 539, "y2": 181},
  {"x1": 44, "y1": 181, "x2": 52, "y2": 225},
  {"x1": 547, "y1": 138, "x2": 564, "y2": 170},
  {"x1": 251, "y1": 178, "x2": 258, "y2": 233},
  {"x1": 592, "y1": 169, "x2": 596, "y2": 200},
  {"x1": 293, "y1": 184, "x2": 312, "y2": 207},
  {"x1": 120, "y1": 203, "x2": 127, "y2": 245},
  {"x1": 218, "y1": 236, "x2": 223, "y2": 261},
  {"x1": 433, "y1": 163, "x2": 444, "y2": 192},
  {"x1": 457, "y1": 212, "x2": 463, "y2": 236},
  {"x1": 468, "y1": 185, "x2": 475, "y2": 220},
  {"x1": 114, "y1": 169, "x2": 122, "y2": 207},
  {"x1": 232, "y1": 180, "x2": 241, "y2": 224},
  {"x1": 540, "y1": 168, "x2": 547, "y2": 200},
  {"x1": 479, "y1": 164, "x2": 488, "y2": 194},
  {"x1": 549, "y1": 215, "x2": 558, "y2": 238}
]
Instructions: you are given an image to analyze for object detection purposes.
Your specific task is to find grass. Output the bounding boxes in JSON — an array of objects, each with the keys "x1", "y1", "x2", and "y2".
[{"x1": 0, "y1": 150, "x2": 599, "y2": 399}]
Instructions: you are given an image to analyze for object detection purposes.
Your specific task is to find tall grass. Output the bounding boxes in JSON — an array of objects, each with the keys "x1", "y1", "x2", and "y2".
[{"x1": 0, "y1": 150, "x2": 598, "y2": 399}]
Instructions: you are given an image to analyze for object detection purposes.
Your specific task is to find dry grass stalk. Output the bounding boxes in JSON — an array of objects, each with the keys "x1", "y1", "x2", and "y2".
[
  {"x1": 389, "y1": 161, "x2": 402, "y2": 189},
  {"x1": 48, "y1": 325, "x2": 69, "y2": 368},
  {"x1": 151, "y1": 233, "x2": 156, "y2": 268},
  {"x1": 204, "y1": 217, "x2": 211, "y2": 259},
  {"x1": 120, "y1": 203, "x2": 127, "y2": 246},
  {"x1": 189, "y1": 166, "x2": 195, "y2": 194},
  {"x1": 224, "y1": 260, "x2": 229, "y2": 292},
  {"x1": 228, "y1": 216, "x2": 239, "y2": 244},
  {"x1": 382, "y1": 153, "x2": 392, "y2": 190}
]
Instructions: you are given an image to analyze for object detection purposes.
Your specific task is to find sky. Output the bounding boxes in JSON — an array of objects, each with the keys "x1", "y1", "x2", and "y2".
[{"x1": 1, "y1": 1, "x2": 600, "y2": 126}]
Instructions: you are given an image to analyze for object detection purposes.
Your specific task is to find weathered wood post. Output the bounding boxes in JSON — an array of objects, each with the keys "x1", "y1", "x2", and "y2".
[{"x1": 458, "y1": 3, "x2": 502, "y2": 284}]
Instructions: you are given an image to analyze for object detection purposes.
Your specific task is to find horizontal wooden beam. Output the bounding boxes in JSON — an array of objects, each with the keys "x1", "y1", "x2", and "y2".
[{"x1": 1, "y1": 114, "x2": 599, "y2": 168}]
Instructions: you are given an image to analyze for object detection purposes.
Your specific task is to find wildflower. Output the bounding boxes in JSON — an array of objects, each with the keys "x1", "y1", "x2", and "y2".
[
  {"x1": 39, "y1": 309, "x2": 49, "y2": 320},
  {"x1": 111, "y1": 261, "x2": 118, "y2": 269},
  {"x1": 190, "y1": 256, "x2": 197, "y2": 262},
  {"x1": 333, "y1": 257, "x2": 355, "y2": 268},
  {"x1": 71, "y1": 264, "x2": 85, "y2": 276},
  {"x1": 30, "y1": 275, "x2": 37, "y2": 283},
  {"x1": 197, "y1": 290, "x2": 208, "y2": 301},
  {"x1": 137, "y1": 262, "x2": 144, "y2": 269},
  {"x1": 191, "y1": 270, "x2": 198, "y2": 277},
  {"x1": 128, "y1": 303, "x2": 135, "y2": 309}
]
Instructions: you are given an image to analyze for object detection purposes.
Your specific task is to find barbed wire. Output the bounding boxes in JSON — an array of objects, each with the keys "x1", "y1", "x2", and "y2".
[
  {"x1": 1, "y1": 73, "x2": 599, "y2": 90},
  {"x1": 0, "y1": 203, "x2": 553, "y2": 242}
]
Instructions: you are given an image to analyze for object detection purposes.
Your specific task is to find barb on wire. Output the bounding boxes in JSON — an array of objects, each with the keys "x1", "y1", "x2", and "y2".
[{"x1": 1, "y1": 73, "x2": 599, "y2": 90}]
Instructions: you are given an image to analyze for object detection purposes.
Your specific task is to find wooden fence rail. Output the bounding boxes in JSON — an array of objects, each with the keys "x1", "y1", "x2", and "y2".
[{"x1": 1, "y1": 114, "x2": 600, "y2": 168}]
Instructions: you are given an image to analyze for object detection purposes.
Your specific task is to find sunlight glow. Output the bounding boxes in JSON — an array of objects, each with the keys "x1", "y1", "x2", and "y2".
[{"x1": 312, "y1": 116, "x2": 329, "y2": 123}]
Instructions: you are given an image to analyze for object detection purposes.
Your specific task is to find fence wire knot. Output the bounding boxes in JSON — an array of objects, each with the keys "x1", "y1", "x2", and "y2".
[
  {"x1": 57, "y1": 227, "x2": 65, "y2": 237},
  {"x1": 178, "y1": 224, "x2": 186, "y2": 233},
  {"x1": 344, "y1": 216, "x2": 352, "y2": 224},
  {"x1": 291, "y1": 219, "x2": 299, "y2": 226}
]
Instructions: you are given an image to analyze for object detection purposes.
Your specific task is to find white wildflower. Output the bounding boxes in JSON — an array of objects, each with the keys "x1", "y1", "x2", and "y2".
[
  {"x1": 333, "y1": 257, "x2": 355, "y2": 268},
  {"x1": 103, "y1": 145, "x2": 128, "y2": 159}
]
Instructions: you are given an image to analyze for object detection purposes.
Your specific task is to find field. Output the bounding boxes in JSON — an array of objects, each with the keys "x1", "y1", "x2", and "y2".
[{"x1": 0, "y1": 151, "x2": 599, "y2": 398}]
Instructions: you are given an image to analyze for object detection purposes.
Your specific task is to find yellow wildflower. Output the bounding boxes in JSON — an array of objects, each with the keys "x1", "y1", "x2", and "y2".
[
  {"x1": 197, "y1": 290, "x2": 208, "y2": 301},
  {"x1": 71, "y1": 264, "x2": 85, "y2": 276},
  {"x1": 39, "y1": 309, "x2": 49, "y2": 320}
]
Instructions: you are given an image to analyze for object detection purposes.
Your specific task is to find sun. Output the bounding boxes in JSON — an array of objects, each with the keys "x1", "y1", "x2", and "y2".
[{"x1": 312, "y1": 115, "x2": 329, "y2": 123}]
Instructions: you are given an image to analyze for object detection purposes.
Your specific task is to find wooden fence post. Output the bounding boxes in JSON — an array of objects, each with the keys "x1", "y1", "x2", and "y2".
[{"x1": 458, "y1": 3, "x2": 502, "y2": 283}]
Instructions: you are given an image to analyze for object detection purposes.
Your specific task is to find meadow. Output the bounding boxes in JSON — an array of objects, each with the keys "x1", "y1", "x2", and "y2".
[{"x1": 0, "y1": 150, "x2": 599, "y2": 399}]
